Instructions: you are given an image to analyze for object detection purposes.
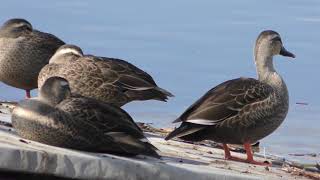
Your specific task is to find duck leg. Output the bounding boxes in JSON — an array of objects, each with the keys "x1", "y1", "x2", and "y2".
[
  {"x1": 223, "y1": 143, "x2": 271, "y2": 166},
  {"x1": 25, "y1": 90, "x2": 31, "y2": 98},
  {"x1": 243, "y1": 142, "x2": 271, "y2": 166},
  {"x1": 223, "y1": 143, "x2": 247, "y2": 162}
]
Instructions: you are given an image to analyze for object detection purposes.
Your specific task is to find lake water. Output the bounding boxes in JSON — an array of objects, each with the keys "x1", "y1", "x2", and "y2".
[{"x1": 0, "y1": 0, "x2": 319, "y2": 164}]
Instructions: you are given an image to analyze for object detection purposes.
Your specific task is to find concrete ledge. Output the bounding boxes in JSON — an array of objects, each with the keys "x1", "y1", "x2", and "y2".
[
  {"x1": 0, "y1": 106, "x2": 310, "y2": 180},
  {"x1": 0, "y1": 127, "x2": 260, "y2": 180}
]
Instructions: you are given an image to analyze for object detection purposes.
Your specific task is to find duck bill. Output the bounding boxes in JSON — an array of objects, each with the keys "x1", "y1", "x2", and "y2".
[{"x1": 280, "y1": 46, "x2": 295, "y2": 58}]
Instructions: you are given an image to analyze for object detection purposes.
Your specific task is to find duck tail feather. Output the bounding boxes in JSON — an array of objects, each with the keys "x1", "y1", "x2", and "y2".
[
  {"x1": 154, "y1": 87, "x2": 174, "y2": 97},
  {"x1": 165, "y1": 123, "x2": 205, "y2": 141},
  {"x1": 172, "y1": 117, "x2": 182, "y2": 123}
]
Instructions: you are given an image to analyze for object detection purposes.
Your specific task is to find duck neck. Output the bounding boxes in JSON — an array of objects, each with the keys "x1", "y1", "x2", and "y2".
[
  {"x1": 39, "y1": 93, "x2": 60, "y2": 106},
  {"x1": 39, "y1": 88, "x2": 70, "y2": 106},
  {"x1": 255, "y1": 54, "x2": 287, "y2": 94}
]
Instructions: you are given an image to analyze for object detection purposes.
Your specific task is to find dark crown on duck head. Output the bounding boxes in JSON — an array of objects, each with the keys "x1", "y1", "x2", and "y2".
[
  {"x1": 40, "y1": 77, "x2": 71, "y2": 106},
  {"x1": 2, "y1": 18, "x2": 33, "y2": 31}
]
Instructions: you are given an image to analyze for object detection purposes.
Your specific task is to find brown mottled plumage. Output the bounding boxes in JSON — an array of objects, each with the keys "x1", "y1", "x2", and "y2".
[
  {"x1": 0, "y1": 18, "x2": 65, "y2": 98},
  {"x1": 165, "y1": 30, "x2": 295, "y2": 165},
  {"x1": 12, "y1": 77, "x2": 159, "y2": 158},
  {"x1": 38, "y1": 44, "x2": 173, "y2": 107}
]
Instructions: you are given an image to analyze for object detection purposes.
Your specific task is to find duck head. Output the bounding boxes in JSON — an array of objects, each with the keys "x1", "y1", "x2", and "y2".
[
  {"x1": 49, "y1": 44, "x2": 84, "y2": 64},
  {"x1": 0, "y1": 18, "x2": 33, "y2": 38},
  {"x1": 39, "y1": 77, "x2": 71, "y2": 106},
  {"x1": 254, "y1": 30, "x2": 295, "y2": 60},
  {"x1": 254, "y1": 30, "x2": 295, "y2": 83}
]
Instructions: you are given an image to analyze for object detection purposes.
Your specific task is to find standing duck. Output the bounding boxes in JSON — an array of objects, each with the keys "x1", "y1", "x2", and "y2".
[
  {"x1": 165, "y1": 30, "x2": 295, "y2": 165},
  {"x1": 12, "y1": 76, "x2": 159, "y2": 158},
  {"x1": 38, "y1": 44, "x2": 173, "y2": 107},
  {"x1": 0, "y1": 18, "x2": 65, "y2": 98}
]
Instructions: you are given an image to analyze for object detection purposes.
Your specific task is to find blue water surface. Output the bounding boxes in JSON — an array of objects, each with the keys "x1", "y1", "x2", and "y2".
[{"x1": 0, "y1": 0, "x2": 319, "y2": 163}]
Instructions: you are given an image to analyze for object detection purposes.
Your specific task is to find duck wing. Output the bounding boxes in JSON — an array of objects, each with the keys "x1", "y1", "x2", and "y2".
[
  {"x1": 97, "y1": 57, "x2": 174, "y2": 100},
  {"x1": 166, "y1": 77, "x2": 274, "y2": 140},
  {"x1": 59, "y1": 97, "x2": 160, "y2": 158},
  {"x1": 99, "y1": 57, "x2": 157, "y2": 85},
  {"x1": 174, "y1": 77, "x2": 273, "y2": 125}
]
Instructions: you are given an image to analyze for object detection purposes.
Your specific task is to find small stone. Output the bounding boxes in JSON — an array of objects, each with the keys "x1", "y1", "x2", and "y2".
[{"x1": 19, "y1": 139, "x2": 29, "y2": 144}]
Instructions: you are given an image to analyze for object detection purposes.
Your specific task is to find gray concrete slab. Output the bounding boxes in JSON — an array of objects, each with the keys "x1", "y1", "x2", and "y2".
[{"x1": 0, "y1": 105, "x2": 310, "y2": 180}]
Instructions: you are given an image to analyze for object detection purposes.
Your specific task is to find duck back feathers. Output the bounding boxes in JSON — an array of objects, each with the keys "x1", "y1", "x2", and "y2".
[{"x1": 39, "y1": 49, "x2": 173, "y2": 106}]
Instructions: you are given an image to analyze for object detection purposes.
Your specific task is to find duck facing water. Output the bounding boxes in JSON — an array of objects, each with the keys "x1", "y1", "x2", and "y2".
[
  {"x1": 165, "y1": 30, "x2": 295, "y2": 165},
  {"x1": 38, "y1": 44, "x2": 173, "y2": 107},
  {"x1": 12, "y1": 77, "x2": 159, "y2": 158},
  {"x1": 0, "y1": 18, "x2": 65, "y2": 98}
]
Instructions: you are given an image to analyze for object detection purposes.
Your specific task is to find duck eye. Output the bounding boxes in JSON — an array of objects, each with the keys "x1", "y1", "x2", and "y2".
[
  {"x1": 25, "y1": 25, "x2": 32, "y2": 31},
  {"x1": 20, "y1": 24, "x2": 32, "y2": 31},
  {"x1": 59, "y1": 81, "x2": 69, "y2": 87},
  {"x1": 271, "y1": 36, "x2": 282, "y2": 43},
  {"x1": 13, "y1": 23, "x2": 32, "y2": 31}
]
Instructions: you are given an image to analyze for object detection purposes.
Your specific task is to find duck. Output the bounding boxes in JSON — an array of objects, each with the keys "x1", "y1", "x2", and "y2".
[
  {"x1": 0, "y1": 18, "x2": 65, "y2": 98},
  {"x1": 12, "y1": 76, "x2": 160, "y2": 158},
  {"x1": 165, "y1": 30, "x2": 295, "y2": 165},
  {"x1": 38, "y1": 44, "x2": 173, "y2": 107}
]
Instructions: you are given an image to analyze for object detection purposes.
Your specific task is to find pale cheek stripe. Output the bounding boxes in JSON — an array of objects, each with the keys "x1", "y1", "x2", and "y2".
[
  {"x1": 49, "y1": 48, "x2": 82, "y2": 64},
  {"x1": 60, "y1": 81, "x2": 69, "y2": 86},
  {"x1": 56, "y1": 48, "x2": 82, "y2": 57},
  {"x1": 14, "y1": 107, "x2": 60, "y2": 129}
]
